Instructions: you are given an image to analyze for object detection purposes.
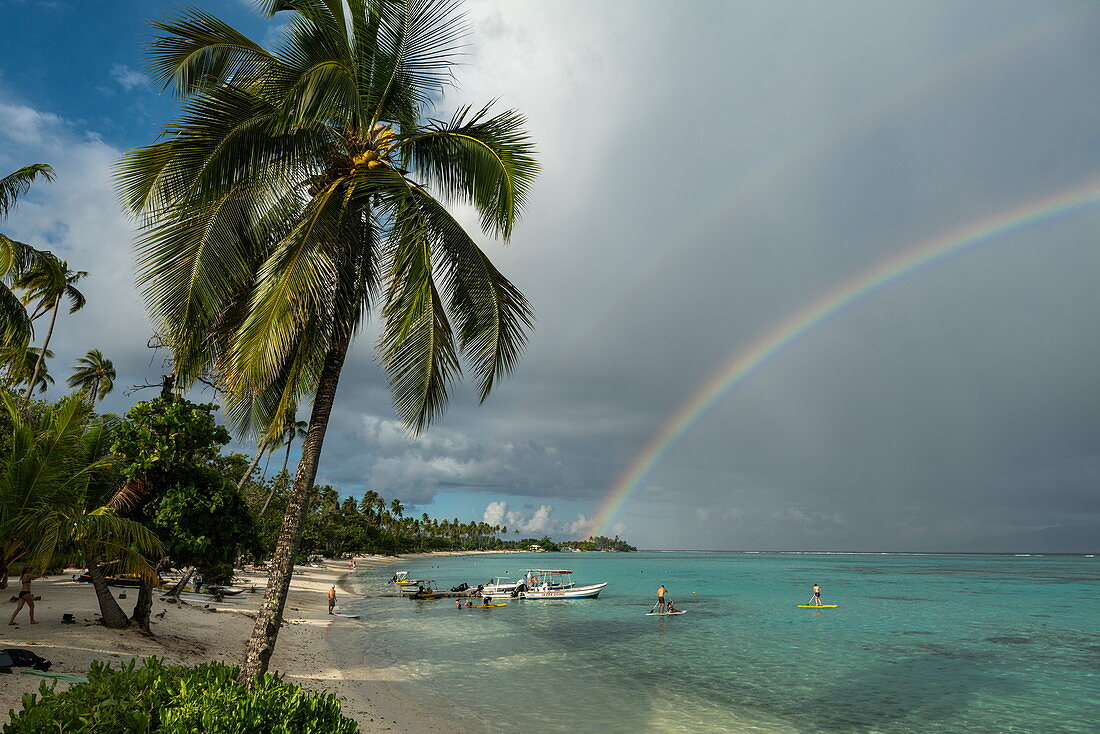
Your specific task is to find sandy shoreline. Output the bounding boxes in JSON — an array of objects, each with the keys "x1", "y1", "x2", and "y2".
[{"x1": 0, "y1": 551, "x2": 518, "y2": 730}]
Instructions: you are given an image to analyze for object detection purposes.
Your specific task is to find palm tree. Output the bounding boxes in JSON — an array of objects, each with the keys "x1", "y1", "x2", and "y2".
[
  {"x1": 15, "y1": 255, "x2": 87, "y2": 401},
  {"x1": 67, "y1": 349, "x2": 116, "y2": 403},
  {"x1": 0, "y1": 164, "x2": 54, "y2": 348},
  {"x1": 120, "y1": 0, "x2": 537, "y2": 682},
  {"x1": 0, "y1": 393, "x2": 161, "y2": 628},
  {"x1": 1, "y1": 343, "x2": 54, "y2": 393},
  {"x1": 257, "y1": 412, "x2": 309, "y2": 518}
]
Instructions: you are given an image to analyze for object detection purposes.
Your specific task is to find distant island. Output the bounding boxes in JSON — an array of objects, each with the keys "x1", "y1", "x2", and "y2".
[{"x1": 557, "y1": 535, "x2": 638, "y2": 552}]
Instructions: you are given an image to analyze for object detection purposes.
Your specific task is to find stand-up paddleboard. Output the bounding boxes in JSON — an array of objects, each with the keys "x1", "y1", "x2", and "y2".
[
  {"x1": 797, "y1": 604, "x2": 838, "y2": 608},
  {"x1": 332, "y1": 611, "x2": 361, "y2": 618},
  {"x1": 646, "y1": 610, "x2": 687, "y2": 616},
  {"x1": 475, "y1": 603, "x2": 507, "y2": 608}
]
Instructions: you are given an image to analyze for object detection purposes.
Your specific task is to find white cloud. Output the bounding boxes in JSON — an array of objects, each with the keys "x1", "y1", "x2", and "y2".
[
  {"x1": 0, "y1": 96, "x2": 156, "y2": 415},
  {"x1": 110, "y1": 64, "x2": 150, "y2": 92},
  {"x1": 524, "y1": 505, "x2": 554, "y2": 534},
  {"x1": 562, "y1": 513, "x2": 589, "y2": 537},
  {"x1": 482, "y1": 500, "x2": 507, "y2": 526}
]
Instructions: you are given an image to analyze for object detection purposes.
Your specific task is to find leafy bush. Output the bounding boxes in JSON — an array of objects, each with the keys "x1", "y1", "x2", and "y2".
[{"x1": 3, "y1": 657, "x2": 359, "y2": 734}]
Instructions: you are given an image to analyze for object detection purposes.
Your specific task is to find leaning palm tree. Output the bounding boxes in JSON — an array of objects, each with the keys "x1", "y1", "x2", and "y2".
[
  {"x1": 68, "y1": 349, "x2": 116, "y2": 403},
  {"x1": 0, "y1": 164, "x2": 54, "y2": 348},
  {"x1": 118, "y1": 0, "x2": 537, "y2": 681},
  {"x1": 15, "y1": 255, "x2": 87, "y2": 401},
  {"x1": 1, "y1": 343, "x2": 54, "y2": 393},
  {"x1": 0, "y1": 393, "x2": 161, "y2": 628}
]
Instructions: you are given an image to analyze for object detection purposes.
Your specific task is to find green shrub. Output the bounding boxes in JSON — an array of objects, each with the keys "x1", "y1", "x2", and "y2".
[{"x1": 3, "y1": 657, "x2": 359, "y2": 734}]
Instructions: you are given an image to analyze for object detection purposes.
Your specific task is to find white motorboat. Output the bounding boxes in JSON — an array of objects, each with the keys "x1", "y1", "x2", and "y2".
[
  {"x1": 480, "y1": 576, "x2": 520, "y2": 595},
  {"x1": 519, "y1": 570, "x2": 607, "y2": 599}
]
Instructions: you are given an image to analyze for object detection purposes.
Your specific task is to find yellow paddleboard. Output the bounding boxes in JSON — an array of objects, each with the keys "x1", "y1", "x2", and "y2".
[{"x1": 797, "y1": 604, "x2": 838, "y2": 608}]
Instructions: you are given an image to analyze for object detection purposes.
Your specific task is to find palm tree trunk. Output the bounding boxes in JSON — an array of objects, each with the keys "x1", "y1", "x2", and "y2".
[
  {"x1": 23, "y1": 302, "x2": 58, "y2": 403},
  {"x1": 131, "y1": 557, "x2": 166, "y2": 634},
  {"x1": 238, "y1": 331, "x2": 351, "y2": 684},
  {"x1": 237, "y1": 441, "x2": 267, "y2": 491},
  {"x1": 164, "y1": 566, "x2": 195, "y2": 599},
  {"x1": 89, "y1": 378, "x2": 99, "y2": 405},
  {"x1": 85, "y1": 552, "x2": 131, "y2": 629}
]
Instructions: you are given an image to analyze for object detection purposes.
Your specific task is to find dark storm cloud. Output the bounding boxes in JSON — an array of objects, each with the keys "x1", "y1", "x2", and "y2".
[{"x1": 3, "y1": 0, "x2": 1100, "y2": 549}]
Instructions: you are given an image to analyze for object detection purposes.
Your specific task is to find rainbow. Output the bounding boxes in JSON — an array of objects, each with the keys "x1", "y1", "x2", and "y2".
[{"x1": 587, "y1": 180, "x2": 1100, "y2": 537}]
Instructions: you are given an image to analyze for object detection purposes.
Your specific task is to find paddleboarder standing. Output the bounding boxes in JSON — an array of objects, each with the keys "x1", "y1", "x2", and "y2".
[
  {"x1": 812, "y1": 583, "x2": 822, "y2": 606},
  {"x1": 657, "y1": 584, "x2": 667, "y2": 612}
]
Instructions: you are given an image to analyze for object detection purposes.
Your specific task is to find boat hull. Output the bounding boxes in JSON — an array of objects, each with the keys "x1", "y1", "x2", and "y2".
[{"x1": 522, "y1": 582, "x2": 607, "y2": 599}]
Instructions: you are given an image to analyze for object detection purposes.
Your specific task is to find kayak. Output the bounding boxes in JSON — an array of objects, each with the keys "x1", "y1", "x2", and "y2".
[{"x1": 474, "y1": 603, "x2": 507, "y2": 608}]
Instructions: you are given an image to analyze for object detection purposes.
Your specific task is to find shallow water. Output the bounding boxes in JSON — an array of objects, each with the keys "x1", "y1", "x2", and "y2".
[{"x1": 346, "y1": 552, "x2": 1100, "y2": 733}]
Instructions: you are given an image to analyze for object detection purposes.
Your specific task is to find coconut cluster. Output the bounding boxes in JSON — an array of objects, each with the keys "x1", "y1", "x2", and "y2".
[{"x1": 351, "y1": 123, "x2": 399, "y2": 171}]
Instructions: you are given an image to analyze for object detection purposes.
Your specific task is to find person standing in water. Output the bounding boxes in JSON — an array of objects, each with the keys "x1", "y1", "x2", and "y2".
[
  {"x1": 657, "y1": 584, "x2": 667, "y2": 612},
  {"x1": 327, "y1": 585, "x2": 337, "y2": 614},
  {"x1": 812, "y1": 583, "x2": 822, "y2": 606},
  {"x1": 8, "y1": 569, "x2": 42, "y2": 625}
]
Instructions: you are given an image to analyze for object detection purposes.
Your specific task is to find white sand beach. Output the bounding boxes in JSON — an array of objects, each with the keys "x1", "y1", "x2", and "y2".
[{"x1": 0, "y1": 553, "x2": 510, "y2": 731}]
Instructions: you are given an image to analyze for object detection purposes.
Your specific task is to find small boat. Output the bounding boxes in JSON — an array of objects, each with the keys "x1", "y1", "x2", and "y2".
[
  {"x1": 409, "y1": 581, "x2": 442, "y2": 600},
  {"x1": 207, "y1": 585, "x2": 246, "y2": 596},
  {"x1": 75, "y1": 574, "x2": 146, "y2": 588},
  {"x1": 388, "y1": 571, "x2": 416, "y2": 586},
  {"x1": 480, "y1": 576, "x2": 522, "y2": 595},
  {"x1": 399, "y1": 580, "x2": 435, "y2": 594},
  {"x1": 520, "y1": 570, "x2": 607, "y2": 599}
]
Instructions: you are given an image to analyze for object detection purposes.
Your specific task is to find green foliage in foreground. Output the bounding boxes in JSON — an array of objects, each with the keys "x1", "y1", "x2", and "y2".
[{"x1": 3, "y1": 657, "x2": 358, "y2": 734}]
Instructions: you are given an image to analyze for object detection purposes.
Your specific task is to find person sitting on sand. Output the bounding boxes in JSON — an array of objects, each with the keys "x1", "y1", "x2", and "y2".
[
  {"x1": 8, "y1": 569, "x2": 43, "y2": 625},
  {"x1": 327, "y1": 585, "x2": 337, "y2": 614}
]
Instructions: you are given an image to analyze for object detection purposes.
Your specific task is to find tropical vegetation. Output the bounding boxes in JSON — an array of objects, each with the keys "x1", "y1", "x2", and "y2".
[
  {"x1": 3, "y1": 657, "x2": 359, "y2": 734},
  {"x1": 119, "y1": 0, "x2": 538, "y2": 681}
]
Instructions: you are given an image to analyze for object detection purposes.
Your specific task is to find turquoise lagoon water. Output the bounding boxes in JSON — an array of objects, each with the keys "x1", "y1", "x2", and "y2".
[{"x1": 345, "y1": 552, "x2": 1099, "y2": 733}]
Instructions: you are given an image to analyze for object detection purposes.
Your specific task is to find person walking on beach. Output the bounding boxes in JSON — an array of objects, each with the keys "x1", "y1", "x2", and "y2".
[
  {"x1": 327, "y1": 585, "x2": 337, "y2": 614},
  {"x1": 657, "y1": 584, "x2": 667, "y2": 612},
  {"x1": 8, "y1": 569, "x2": 42, "y2": 625},
  {"x1": 812, "y1": 583, "x2": 822, "y2": 606}
]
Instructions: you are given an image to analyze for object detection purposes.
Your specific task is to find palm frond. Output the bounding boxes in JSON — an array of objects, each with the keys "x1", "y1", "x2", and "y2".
[
  {"x1": 402, "y1": 103, "x2": 538, "y2": 239},
  {"x1": 413, "y1": 187, "x2": 531, "y2": 400},
  {"x1": 370, "y1": 0, "x2": 467, "y2": 125},
  {"x1": 0, "y1": 164, "x2": 55, "y2": 221},
  {"x1": 379, "y1": 192, "x2": 460, "y2": 431},
  {"x1": 147, "y1": 7, "x2": 281, "y2": 96}
]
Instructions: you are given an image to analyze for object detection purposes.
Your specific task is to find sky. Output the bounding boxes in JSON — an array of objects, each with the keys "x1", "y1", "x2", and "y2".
[{"x1": 1, "y1": 0, "x2": 1099, "y2": 552}]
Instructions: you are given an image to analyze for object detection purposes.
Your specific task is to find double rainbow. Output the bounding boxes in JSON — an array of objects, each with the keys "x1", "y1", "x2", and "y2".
[{"x1": 587, "y1": 180, "x2": 1100, "y2": 537}]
